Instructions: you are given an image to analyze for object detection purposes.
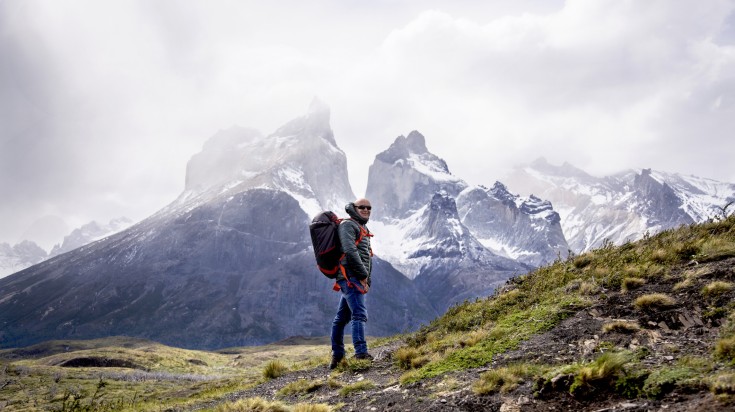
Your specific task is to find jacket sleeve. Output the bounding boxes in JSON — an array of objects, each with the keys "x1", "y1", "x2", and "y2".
[{"x1": 339, "y1": 221, "x2": 369, "y2": 280}]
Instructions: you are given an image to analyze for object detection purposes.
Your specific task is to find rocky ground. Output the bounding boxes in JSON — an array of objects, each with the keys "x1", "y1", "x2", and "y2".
[{"x1": 188, "y1": 257, "x2": 735, "y2": 412}]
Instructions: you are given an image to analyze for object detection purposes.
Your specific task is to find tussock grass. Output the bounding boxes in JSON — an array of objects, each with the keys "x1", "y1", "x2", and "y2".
[
  {"x1": 263, "y1": 360, "x2": 289, "y2": 380},
  {"x1": 394, "y1": 347, "x2": 427, "y2": 370},
  {"x1": 602, "y1": 321, "x2": 640, "y2": 334},
  {"x1": 579, "y1": 281, "x2": 600, "y2": 296},
  {"x1": 702, "y1": 281, "x2": 735, "y2": 298},
  {"x1": 710, "y1": 373, "x2": 735, "y2": 395},
  {"x1": 570, "y1": 352, "x2": 632, "y2": 396},
  {"x1": 621, "y1": 277, "x2": 645, "y2": 293},
  {"x1": 276, "y1": 378, "x2": 324, "y2": 397},
  {"x1": 338, "y1": 380, "x2": 374, "y2": 396},
  {"x1": 216, "y1": 397, "x2": 332, "y2": 412},
  {"x1": 715, "y1": 337, "x2": 735, "y2": 362},
  {"x1": 633, "y1": 293, "x2": 676, "y2": 310},
  {"x1": 216, "y1": 397, "x2": 290, "y2": 412},
  {"x1": 473, "y1": 363, "x2": 542, "y2": 395}
]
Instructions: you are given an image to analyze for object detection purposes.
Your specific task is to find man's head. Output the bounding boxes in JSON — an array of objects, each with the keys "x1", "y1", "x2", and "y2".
[{"x1": 353, "y1": 198, "x2": 372, "y2": 222}]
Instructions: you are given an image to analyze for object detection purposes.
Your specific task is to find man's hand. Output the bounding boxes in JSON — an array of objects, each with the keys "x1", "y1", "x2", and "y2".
[{"x1": 360, "y1": 279, "x2": 370, "y2": 293}]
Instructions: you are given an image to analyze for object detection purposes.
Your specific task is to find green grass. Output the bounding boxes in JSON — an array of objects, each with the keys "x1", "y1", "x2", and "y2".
[
  {"x1": 473, "y1": 363, "x2": 544, "y2": 395},
  {"x1": 338, "y1": 380, "x2": 375, "y2": 396},
  {"x1": 0, "y1": 337, "x2": 329, "y2": 411},
  {"x1": 277, "y1": 378, "x2": 324, "y2": 397}
]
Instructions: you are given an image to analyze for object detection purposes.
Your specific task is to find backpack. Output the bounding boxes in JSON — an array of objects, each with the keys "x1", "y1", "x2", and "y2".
[{"x1": 309, "y1": 211, "x2": 344, "y2": 278}]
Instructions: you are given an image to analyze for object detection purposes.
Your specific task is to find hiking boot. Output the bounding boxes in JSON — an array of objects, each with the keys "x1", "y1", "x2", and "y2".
[
  {"x1": 329, "y1": 355, "x2": 344, "y2": 370},
  {"x1": 354, "y1": 352, "x2": 374, "y2": 361}
]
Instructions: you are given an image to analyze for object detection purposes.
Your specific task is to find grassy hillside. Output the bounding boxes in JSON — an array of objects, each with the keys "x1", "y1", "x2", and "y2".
[{"x1": 1, "y1": 214, "x2": 734, "y2": 411}]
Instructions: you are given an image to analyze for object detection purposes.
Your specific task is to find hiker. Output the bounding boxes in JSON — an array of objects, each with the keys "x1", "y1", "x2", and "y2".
[{"x1": 330, "y1": 198, "x2": 373, "y2": 369}]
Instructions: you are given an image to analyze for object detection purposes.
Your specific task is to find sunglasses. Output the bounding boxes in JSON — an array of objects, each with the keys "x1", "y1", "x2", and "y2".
[{"x1": 356, "y1": 205, "x2": 372, "y2": 211}]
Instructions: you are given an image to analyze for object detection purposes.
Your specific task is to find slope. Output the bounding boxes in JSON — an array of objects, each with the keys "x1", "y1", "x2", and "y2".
[{"x1": 199, "y1": 213, "x2": 735, "y2": 411}]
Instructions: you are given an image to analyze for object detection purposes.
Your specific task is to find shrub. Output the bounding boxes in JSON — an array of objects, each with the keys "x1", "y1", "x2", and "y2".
[
  {"x1": 602, "y1": 321, "x2": 640, "y2": 334},
  {"x1": 633, "y1": 294, "x2": 676, "y2": 311},
  {"x1": 339, "y1": 380, "x2": 375, "y2": 396},
  {"x1": 702, "y1": 281, "x2": 735, "y2": 298},
  {"x1": 263, "y1": 360, "x2": 289, "y2": 380},
  {"x1": 621, "y1": 277, "x2": 645, "y2": 293},
  {"x1": 573, "y1": 255, "x2": 594, "y2": 269}
]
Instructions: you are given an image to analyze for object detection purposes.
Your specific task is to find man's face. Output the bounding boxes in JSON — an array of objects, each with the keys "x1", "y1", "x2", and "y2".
[{"x1": 354, "y1": 200, "x2": 372, "y2": 220}]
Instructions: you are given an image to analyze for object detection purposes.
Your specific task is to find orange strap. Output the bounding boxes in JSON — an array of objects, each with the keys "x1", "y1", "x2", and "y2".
[{"x1": 333, "y1": 223, "x2": 372, "y2": 294}]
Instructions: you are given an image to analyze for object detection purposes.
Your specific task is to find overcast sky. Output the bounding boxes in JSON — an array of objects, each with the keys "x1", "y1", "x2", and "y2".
[{"x1": 2, "y1": 0, "x2": 735, "y2": 250}]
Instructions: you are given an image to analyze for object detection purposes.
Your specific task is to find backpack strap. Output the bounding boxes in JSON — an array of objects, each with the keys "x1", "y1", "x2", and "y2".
[{"x1": 333, "y1": 220, "x2": 373, "y2": 293}]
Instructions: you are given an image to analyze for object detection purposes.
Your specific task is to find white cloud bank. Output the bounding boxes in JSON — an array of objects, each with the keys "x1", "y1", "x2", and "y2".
[{"x1": 1, "y1": 0, "x2": 734, "y2": 246}]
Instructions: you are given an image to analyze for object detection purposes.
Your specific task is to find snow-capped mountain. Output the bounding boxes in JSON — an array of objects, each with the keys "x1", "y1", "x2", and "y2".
[
  {"x1": 0, "y1": 218, "x2": 132, "y2": 279},
  {"x1": 367, "y1": 131, "x2": 552, "y2": 310},
  {"x1": 49, "y1": 218, "x2": 133, "y2": 257},
  {"x1": 505, "y1": 158, "x2": 735, "y2": 252},
  {"x1": 4, "y1": 100, "x2": 734, "y2": 350},
  {"x1": 181, "y1": 98, "x2": 354, "y2": 219},
  {"x1": 456, "y1": 182, "x2": 569, "y2": 267},
  {"x1": 0, "y1": 241, "x2": 46, "y2": 278},
  {"x1": 0, "y1": 102, "x2": 438, "y2": 349}
]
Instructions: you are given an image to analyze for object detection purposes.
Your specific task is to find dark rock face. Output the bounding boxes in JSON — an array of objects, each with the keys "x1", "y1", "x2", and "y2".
[{"x1": 0, "y1": 189, "x2": 438, "y2": 349}]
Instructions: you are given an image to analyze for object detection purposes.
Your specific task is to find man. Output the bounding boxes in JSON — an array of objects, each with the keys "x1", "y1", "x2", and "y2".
[{"x1": 330, "y1": 198, "x2": 373, "y2": 369}]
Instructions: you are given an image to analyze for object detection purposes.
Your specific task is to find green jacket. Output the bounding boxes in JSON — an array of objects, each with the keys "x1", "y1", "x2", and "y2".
[{"x1": 338, "y1": 203, "x2": 372, "y2": 285}]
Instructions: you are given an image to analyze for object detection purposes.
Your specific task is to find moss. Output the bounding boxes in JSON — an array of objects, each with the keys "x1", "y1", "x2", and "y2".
[{"x1": 642, "y1": 366, "x2": 700, "y2": 399}]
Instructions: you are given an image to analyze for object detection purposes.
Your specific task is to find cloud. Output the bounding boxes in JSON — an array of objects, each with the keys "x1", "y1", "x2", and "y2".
[
  {"x1": 1, "y1": 0, "x2": 734, "y2": 245},
  {"x1": 333, "y1": 0, "x2": 735, "y2": 191}
]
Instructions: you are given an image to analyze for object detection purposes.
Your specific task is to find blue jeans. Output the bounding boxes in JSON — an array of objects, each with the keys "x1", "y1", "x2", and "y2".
[{"x1": 331, "y1": 279, "x2": 368, "y2": 357}]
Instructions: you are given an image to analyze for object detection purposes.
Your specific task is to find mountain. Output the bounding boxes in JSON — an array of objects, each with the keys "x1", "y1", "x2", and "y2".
[
  {"x1": 366, "y1": 131, "x2": 561, "y2": 311},
  {"x1": 505, "y1": 158, "x2": 735, "y2": 252},
  {"x1": 456, "y1": 182, "x2": 569, "y2": 267},
  {"x1": 0, "y1": 240, "x2": 46, "y2": 278},
  {"x1": 0, "y1": 101, "x2": 438, "y2": 350},
  {"x1": 49, "y1": 218, "x2": 133, "y2": 257},
  {"x1": 0, "y1": 218, "x2": 132, "y2": 279}
]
